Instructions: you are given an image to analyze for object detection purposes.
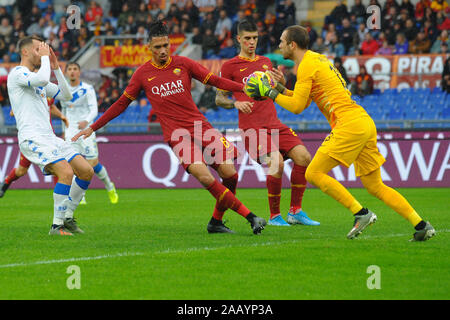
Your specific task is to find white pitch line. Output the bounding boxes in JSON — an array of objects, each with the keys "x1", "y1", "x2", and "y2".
[
  {"x1": 0, "y1": 229, "x2": 448, "y2": 269},
  {"x1": 0, "y1": 252, "x2": 143, "y2": 269}
]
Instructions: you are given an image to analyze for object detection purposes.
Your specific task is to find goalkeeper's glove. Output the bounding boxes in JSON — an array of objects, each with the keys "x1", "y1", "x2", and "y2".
[
  {"x1": 274, "y1": 82, "x2": 286, "y2": 93},
  {"x1": 246, "y1": 75, "x2": 280, "y2": 101}
]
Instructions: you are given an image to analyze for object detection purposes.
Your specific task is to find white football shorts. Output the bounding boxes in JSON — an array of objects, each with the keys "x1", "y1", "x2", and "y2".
[
  {"x1": 69, "y1": 132, "x2": 98, "y2": 160},
  {"x1": 19, "y1": 135, "x2": 80, "y2": 175}
]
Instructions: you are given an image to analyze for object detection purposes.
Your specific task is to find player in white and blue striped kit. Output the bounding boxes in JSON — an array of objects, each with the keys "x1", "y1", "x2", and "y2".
[
  {"x1": 60, "y1": 62, "x2": 118, "y2": 204},
  {"x1": 7, "y1": 36, "x2": 94, "y2": 236}
]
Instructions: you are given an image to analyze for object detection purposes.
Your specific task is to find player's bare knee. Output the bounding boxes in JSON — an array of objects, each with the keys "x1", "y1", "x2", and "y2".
[
  {"x1": 217, "y1": 163, "x2": 236, "y2": 179},
  {"x1": 198, "y1": 174, "x2": 215, "y2": 187},
  {"x1": 57, "y1": 166, "x2": 74, "y2": 184},
  {"x1": 15, "y1": 166, "x2": 28, "y2": 177},
  {"x1": 303, "y1": 151, "x2": 312, "y2": 166},
  {"x1": 295, "y1": 150, "x2": 311, "y2": 167},
  {"x1": 88, "y1": 158, "x2": 99, "y2": 168},
  {"x1": 268, "y1": 160, "x2": 284, "y2": 177}
]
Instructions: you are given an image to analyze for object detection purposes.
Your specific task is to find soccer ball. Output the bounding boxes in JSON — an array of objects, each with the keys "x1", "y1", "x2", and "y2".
[{"x1": 244, "y1": 71, "x2": 275, "y2": 100}]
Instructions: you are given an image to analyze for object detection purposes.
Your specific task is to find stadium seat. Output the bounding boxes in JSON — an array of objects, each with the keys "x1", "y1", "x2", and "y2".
[
  {"x1": 2, "y1": 107, "x2": 15, "y2": 126},
  {"x1": 429, "y1": 95, "x2": 447, "y2": 109},
  {"x1": 402, "y1": 104, "x2": 418, "y2": 118},
  {"x1": 442, "y1": 108, "x2": 450, "y2": 119},
  {"x1": 389, "y1": 108, "x2": 404, "y2": 120},
  {"x1": 432, "y1": 87, "x2": 444, "y2": 93},
  {"x1": 367, "y1": 109, "x2": 385, "y2": 120},
  {"x1": 397, "y1": 87, "x2": 415, "y2": 93},
  {"x1": 421, "y1": 108, "x2": 441, "y2": 120},
  {"x1": 383, "y1": 88, "x2": 398, "y2": 95}
]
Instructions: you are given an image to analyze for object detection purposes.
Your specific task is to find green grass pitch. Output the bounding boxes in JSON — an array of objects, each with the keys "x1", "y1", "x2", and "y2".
[{"x1": 0, "y1": 188, "x2": 448, "y2": 300}]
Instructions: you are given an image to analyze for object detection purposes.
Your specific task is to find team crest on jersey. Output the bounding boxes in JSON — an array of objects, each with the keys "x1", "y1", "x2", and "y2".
[
  {"x1": 35, "y1": 86, "x2": 45, "y2": 98},
  {"x1": 262, "y1": 64, "x2": 269, "y2": 70},
  {"x1": 173, "y1": 68, "x2": 181, "y2": 76},
  {"x1": 71, "y1": 88, "x2": 87, "y2": 102}
]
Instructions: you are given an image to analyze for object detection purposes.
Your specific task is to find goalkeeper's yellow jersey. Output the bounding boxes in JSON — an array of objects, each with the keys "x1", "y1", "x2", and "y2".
[{"x1": 275, "y1": 50, "x2": 368, "y2": 129}]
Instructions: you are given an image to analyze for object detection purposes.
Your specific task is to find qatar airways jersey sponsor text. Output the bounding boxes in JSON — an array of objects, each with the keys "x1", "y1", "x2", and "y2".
[{"x1": 151, "y1": 80, "x2": 185, "y2": 97}]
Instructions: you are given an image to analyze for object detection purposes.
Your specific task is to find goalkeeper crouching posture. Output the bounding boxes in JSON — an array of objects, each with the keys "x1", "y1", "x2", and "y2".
[{"x1": 245, "y1": 25, "x2": 435, "y2": 241}]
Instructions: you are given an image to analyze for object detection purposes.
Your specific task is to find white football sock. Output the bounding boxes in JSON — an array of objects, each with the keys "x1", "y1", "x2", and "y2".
[
  {"x1": 53, "y1": 183, "x2": 71, "y2": 226},
  {"x1": 96, "y1": 166, "x2": 114, "y2": 191},
  {"x1": 66, "y1": 176, "x2": 91, "y2": 219}
]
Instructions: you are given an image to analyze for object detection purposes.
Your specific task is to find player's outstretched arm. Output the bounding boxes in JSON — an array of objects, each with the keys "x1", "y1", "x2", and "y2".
[
  {"x1": 71, "y1": 126, "x2": 93, "y2": 141},
  {"x1": 46, "y1": 48, "x2": 72, "y2": 101},
  {"x1": 215, "y1": 89, "x2": 253, "y2": 114},
  {"x1": 246, "y1": 66, "x2": 312, "y2": 114},
  {"x1": 72, "y1": 94, "x2": 132, "y2": 141},
  {"x1": 184, "y1": 57, "x2": 244, "y2": 93},
  {"x1": 79, "y1": 68, "x2": 142, "y2": 138},
  {"x1": 274, "y1": 81, "x2": 312, "y2": 114}
]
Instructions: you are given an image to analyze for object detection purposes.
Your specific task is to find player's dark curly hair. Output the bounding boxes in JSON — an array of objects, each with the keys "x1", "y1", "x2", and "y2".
[
  {"x1": 148, "y1": 20, "x2": 169, "y2": 41},
  {"x1": 238, "y1": 19, "x2": 257, "y2": 34}
]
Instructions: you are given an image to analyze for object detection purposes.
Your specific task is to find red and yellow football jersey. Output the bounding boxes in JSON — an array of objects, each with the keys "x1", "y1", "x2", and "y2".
[
  {"x1": 91, "y1": 55, "x2": 243, "y2": 139},
  {"x1": 123, "y1": 56, "x2": 213, "y2": 141},
  {"x1": 220, "y1": 55, "x2": 283, "y2": 130}
]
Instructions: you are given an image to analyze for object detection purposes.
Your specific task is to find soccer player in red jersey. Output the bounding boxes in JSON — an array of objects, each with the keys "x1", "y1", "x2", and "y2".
[
  {"x1": 216, "y1": 20, "x2": 320, "y2": 227},
  {"x1": 0, "y1": 100, "x2": 68, "y2": 197},
  {"x1": 72, "y1": 21, "x2": 267, "y2": 234}
]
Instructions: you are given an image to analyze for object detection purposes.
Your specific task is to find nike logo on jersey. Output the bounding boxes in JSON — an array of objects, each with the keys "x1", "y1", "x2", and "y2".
[
  {"x1": 148, "y1": 76, "x2": 156, "y2": 82},
  {"x1": 240, "y1": 68, "x2": 248, "y2": 72}
]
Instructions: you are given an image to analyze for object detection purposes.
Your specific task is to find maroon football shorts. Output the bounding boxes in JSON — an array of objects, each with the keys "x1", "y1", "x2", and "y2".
[
  {"x1": 242, "y1": 124, "x2": 304, "y2": 164},
  {"x1": 168, "y1": 122, "x2": 238, "y2": 172}
]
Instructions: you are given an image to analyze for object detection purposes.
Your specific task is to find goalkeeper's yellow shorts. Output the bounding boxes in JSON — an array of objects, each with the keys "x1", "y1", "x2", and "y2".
[{"x1": 317, "y1": 115, "x2": 386, "y2": 177}]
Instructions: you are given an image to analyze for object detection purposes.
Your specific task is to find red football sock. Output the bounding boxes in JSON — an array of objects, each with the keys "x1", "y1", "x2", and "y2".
[
  {"x1": 4, "y1": 168, "x2": 18, "y2": 185},
  {"x1": 212, "y1": 173, "x2": 239, "y2": 221},
  {"x1": 267, "y1": 175, "x2": 282, "y2": 219},
  {"x1": 222, "y1": 173, "x2": 238, "y2": 195},
  {"x1": 290, "y1": 164, "x2": 307, "y2": 213},
  {"x1": 207, "y1": 180, "x2": 250, "y2": 218}
]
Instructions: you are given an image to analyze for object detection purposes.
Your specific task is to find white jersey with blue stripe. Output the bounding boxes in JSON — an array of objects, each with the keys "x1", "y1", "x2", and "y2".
[
  {"x1": 60, "y1": 81, "x2": 98, "y2": 140},
  {"x1": 7, "y1": 62, "x2": 62, "y2": 143}
]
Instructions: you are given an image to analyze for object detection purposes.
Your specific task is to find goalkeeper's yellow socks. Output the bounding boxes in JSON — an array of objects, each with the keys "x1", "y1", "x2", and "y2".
[
  {"x1": 306, "y1": 168, "x2": 363, "y2": 214},
  {"x1": 361, "y1": 169, "x2": 425, "y2": 228},
  {"x1": 305, "y1": 151, "x2": 363, "y2": 214}
]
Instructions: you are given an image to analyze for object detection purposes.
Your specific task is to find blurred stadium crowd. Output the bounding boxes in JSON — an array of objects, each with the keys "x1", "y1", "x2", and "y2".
[
  {"x1": 0, "y1": 0, "x2": 446, "y2": 62},
  {"x1": 0, "y1": 0, "x2": 449, "y2": 124}
]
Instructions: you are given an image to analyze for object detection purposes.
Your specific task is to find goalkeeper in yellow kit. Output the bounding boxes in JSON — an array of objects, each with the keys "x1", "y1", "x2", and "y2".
[{"x1": 246, "y1": 25, "x2": 436, "y2": 241}]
